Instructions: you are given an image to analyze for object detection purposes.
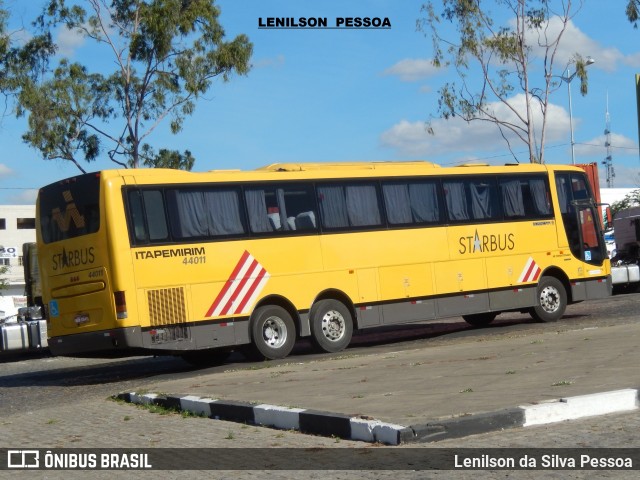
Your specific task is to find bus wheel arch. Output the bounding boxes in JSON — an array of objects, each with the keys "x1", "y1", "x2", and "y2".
[
  {"x1": 253, "y1": 295, "x2": 301, "y2": 336},
  {"x1": 309, "y1": 290, "x2": 355, "y2": 353},
  {"x1": 248, "y1": 297, "x2": 298, "y2": 360},
  {"x1": 529, "y1": 271, "x2": 569, "y2": 323}
]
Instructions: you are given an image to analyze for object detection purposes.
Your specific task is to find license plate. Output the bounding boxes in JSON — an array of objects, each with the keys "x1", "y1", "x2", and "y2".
[{"x1": 74, "y1": 314, "x2": 90, "y2": 326}]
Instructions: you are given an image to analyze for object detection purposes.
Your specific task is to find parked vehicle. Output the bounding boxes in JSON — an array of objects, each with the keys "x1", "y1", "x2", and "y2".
[
  {"x1": 0, "y1": 243, "x2": 48, "y2": 354},
  {"x1": 609, "y1": 207, "x2": 640, "y2": 292}
]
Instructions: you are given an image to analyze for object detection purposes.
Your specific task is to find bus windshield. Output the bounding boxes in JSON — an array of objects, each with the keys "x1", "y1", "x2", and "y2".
[{"x1": 38, "y1": 173, "x2": 101, "y2": 244}]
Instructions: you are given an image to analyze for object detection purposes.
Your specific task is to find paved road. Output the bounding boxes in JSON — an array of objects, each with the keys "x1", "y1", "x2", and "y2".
[{"x1": 1, "y1": 292, "x2": 639, "y2": 478}]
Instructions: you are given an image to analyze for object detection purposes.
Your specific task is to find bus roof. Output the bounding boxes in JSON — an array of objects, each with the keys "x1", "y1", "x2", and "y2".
[
  {"x1": 82, "y1": 161, "x2": 583, "y2": 186},
  {"x1": 255, "y1": 161, "x2": 441, "y2": 171}
]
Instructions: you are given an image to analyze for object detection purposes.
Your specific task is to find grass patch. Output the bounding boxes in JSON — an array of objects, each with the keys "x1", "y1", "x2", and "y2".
[{"x1": 551, "y1": 380, "x2": 573, "y2": 387}]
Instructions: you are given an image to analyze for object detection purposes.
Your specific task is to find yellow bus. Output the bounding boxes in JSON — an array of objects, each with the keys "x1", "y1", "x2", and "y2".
[{"x1": 36, "y1": 161, "x2": 611, "y2": 363}]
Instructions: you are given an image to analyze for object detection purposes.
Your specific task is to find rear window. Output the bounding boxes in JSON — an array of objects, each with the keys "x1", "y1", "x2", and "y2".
[{"x1": 38, "y1": 173, "x2": 101, "y2": 244}]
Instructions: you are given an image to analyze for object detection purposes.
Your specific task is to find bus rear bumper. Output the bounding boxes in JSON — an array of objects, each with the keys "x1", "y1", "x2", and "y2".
[{"x1": 48, "y1": 327, "x2": 143, "y2": 356}]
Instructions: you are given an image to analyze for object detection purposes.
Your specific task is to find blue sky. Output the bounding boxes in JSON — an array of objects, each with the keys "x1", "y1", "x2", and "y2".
[{"x1": 1, "y1": 0, "x2": 640, "y2": 205}]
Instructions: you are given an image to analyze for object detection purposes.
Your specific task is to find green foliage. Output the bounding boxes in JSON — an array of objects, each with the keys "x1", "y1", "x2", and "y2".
[
  {"x1": 418, "y1": 0, "x2": 587, "y2": 164},
  {"x1": 0, "y1": 1, "x2": 56, "y2": 103},
  {"x1": 627, "y1": 0, "x2": 640, "y2": 27},
  {"x1": 610, "y1": 189, "x2": 640, "y2": 219},
  {"x1": 18, "y1": 60, "x2": 106, "y2": 173},
  {"x1": 15, "y1": 0, "x2": 252, "y2": 170},
  {"x1": 141, "y1": 146, "x2": 195, "y2": 170},
  {"x1": 0, "y1": 264, "x2": 8, "y2": 292}
]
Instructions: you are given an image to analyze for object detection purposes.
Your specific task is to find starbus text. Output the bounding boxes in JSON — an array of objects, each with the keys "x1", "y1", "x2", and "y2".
[{"x1": 459, "y1": 231, "x2": 515, "y2": 254}]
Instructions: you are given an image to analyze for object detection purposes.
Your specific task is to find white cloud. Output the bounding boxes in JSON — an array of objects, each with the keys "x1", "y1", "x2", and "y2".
[
  {"x1": 382, "y1": 59, "x2": 440, "y2": 82},
  {"x1": 603, "y1": 164, "x2": 640, "y2": 189},
  {"x1": 253, "y1": 54, "x2": 285, "y2": 68},
  {"x1": 7, "y1": 189, "x2": 38, "y2": 205},
  {"x1": 526, "y1": 17, "x2": 635, "y2": 73},
  {"x1": 380, "y1": 94, "x2": 571, "y2": 160},
  {"x1": 622, "y1": 52, "x2": 640, "y2": 68},
  {"x1": 0, "y1": 164, "x2": 13, "y2": 178},
  {"x1": 56, "y1": 25, "x2": 86, "y2": 57},
  {"x1": 575, "y1": 133, "x2": 639, "y2": 157}
]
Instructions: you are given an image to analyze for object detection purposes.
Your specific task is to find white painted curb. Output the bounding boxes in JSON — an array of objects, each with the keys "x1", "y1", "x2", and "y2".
[
  {"x1": 119, "y1": 387, "x2": 640, "y2": 444},
  {"x1": 522, "y1": 389, "x2": 639, "y2": 427}
]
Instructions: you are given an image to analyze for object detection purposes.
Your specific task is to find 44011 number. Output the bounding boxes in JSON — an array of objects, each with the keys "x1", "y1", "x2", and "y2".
[{"x1": 182, "y1": 256, "x2": 206, "y2": 265}]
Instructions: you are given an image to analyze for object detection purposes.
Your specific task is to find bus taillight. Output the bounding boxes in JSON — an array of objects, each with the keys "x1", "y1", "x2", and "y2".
[{"x1": 114, "y1": 291, "x2": 128, "y2": 319}]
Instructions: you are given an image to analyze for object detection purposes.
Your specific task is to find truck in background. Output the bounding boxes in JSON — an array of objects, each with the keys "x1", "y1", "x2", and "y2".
[
  {"x1": 609, "y1": 207, "x2": 640, "y2": 292},
  {"x1": 574, "y1": 163, "x2": 640, "y2": 292},
  {"x1": 0, "y1": 243, "x2": 48, "y2": 354}
]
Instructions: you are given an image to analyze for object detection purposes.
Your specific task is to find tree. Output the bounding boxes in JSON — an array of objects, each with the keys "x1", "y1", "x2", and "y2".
[
  {"x1": 0, "y1": 2, "x2": 55, "y2": 115},
  {"x1": 141, "y1": 146, "x2": 195, "y2": 170},
  {"x1": 627, "y1": 0, "x2": 640, "y2": 26},
  {"x1": 610, "y1": 189, "x2": 640, "y2": 219},
  {"x1": 0, "y1": 264, "x2": 7, "y2": 293},
  {"x1": 16, "y1": 0, "x2": 252, "y2": 171},
  {"x1": 419, "y1": 0, "x2": 590, "y2": 164}
]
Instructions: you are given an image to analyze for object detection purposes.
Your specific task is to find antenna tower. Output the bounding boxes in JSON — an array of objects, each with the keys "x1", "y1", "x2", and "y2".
[{"x1": 603, "y1": 93, "x2": 615, "y2": 187}]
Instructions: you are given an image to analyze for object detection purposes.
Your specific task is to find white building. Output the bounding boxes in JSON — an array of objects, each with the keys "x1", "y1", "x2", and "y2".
[{"x1": 0, "y1": 205, "x2": 36, "y2": 317}]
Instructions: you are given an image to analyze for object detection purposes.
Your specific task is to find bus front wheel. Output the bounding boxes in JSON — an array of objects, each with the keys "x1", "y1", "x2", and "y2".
[
  {"x1": 310, "y1": 299, "x2": 353, "y2": 353},
  {"x1": 249, "y1": 305, "x2": 296, "y2": 360},
  {"x1": 529, "y1": 276, "x2": 567, "y2": 323}
]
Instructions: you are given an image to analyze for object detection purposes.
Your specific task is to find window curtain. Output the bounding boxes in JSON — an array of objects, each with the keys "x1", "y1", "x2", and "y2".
[
  {"x1": 346, "y1": 185, "x2": 380, "y2": 226},
  {"x1": 530, "y1": 179, "x2": 551, "y2": 215},
  {"x1": 444, "y1": 181, "x2": 469, "y2": 221},
  {"x1": 469, "y1": 183, "x2": 493, "y2": 219},
  {"x1": 168, "y1": 190, "x2": 208, "y2": 238},
  {"x1": 409, "y1": 183, "x2": 439, "y2": 222},
  {"x1": 555, "y1": 177, "x2": 570, "y2": 214},
  {"x1": 245, "y1": 189, "x2": 273, "y2": 232},
  {"x1": 382, "y1": 184, "x2": 412, "y2": 224},
  {"x1": 501, "y1": 180, "x2": 525, "y2": 217},
  {"x1": 204, "y1": 190, "x2": 244, "y2": 236},
  {"x1": 318, "y1": 186, "x2": 349, "y2": 228}
]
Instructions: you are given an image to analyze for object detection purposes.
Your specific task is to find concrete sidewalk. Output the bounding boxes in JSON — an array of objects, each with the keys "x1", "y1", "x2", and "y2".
[{"x1": 119, "y1": 322, "x2": 640, "y2": 444}]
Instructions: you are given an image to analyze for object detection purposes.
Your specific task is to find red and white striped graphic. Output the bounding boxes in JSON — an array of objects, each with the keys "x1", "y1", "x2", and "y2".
[
  {"x1": 518, "y1": 257, "x2": 541, "y2": 283},
  {"x1": 205, "y1": 251, "x2": 270, "y2": 317}
]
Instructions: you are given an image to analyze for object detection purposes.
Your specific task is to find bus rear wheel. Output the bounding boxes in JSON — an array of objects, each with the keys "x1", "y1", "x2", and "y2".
[
  {"x1": 529, "y1": 276, "x2": 567, "y2": 323},
  {"x1": 310, "y1": 299, "x2": 353, "y2": 353},
  {"x1": 462, "y1": 312, "x2": 497, "y2": 327},
  {"x1": 249, "y1": 305, "x2": 296, "y2": 360}
]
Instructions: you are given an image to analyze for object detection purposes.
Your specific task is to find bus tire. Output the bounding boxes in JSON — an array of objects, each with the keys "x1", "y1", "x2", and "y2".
[
  {"x1": 309, "y1": 299, "x2": 353, "y2": 353},
  {"x1": 529, "y1": 276, "x2": 567, "y2": 323},
  {"x1": 462, "y1": 312, "x2": 497, "y2": 327},
  {"x1": 249, "y1": 305, "x2": 296, "y2": 360}
]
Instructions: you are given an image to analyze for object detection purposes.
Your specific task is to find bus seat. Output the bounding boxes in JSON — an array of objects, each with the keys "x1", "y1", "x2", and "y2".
[
  {"x1": 267, "y1": 213, "x2": 281, "y2": 230},
  {"x1": 287, "y1": 217, "x2": 297, "y2": 230},
  {"x1": 295, "y1": 211, "x2": 316, "y2": 229}
]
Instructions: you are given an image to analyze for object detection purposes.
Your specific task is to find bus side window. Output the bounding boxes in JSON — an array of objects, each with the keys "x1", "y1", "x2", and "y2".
[
  {"x1": 500, "y1": 179, "x2": 525, "y2": 218},
  {"x1": 318, "y1": 183, "x2": 381, "y2": 229},
  {"x1": 245, "y1": 189, "x2": 273, "y2": 233},
  {"x1": 143, "y1": 191, "x2": 169, "y2": 241},
  {"x1": 443, "y1": 181, "x2": 470, "y2": 221},
  {"x1": 468, "y1": 178, "x2": 500, "y2": 220},
  {"x1": 382, "y1": 181, "x2": 440, "y2": 225},
  {"x1": 501, "y1": 176, "x2": 551, "y2": 219},
  {"x1": 127, "y1": 190, "x2": 148, "y2": 243}
]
